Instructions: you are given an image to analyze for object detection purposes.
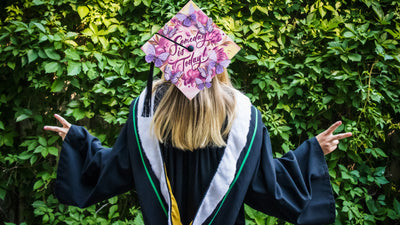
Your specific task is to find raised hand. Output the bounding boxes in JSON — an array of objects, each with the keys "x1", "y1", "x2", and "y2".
[
  {"x1": 316, "y1": 121, "x2": 352, "y2": 155},
  {"x1": 43, "y1": 114, "x2": 71, "y2": 141}
]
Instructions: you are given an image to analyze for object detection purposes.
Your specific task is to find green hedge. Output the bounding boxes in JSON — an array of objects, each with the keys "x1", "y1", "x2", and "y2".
[{"x1": 1, "y1": 0, "x2": 399, "y2": 224}]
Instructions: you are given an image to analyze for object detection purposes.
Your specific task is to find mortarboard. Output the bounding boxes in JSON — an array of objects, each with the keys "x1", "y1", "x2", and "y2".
[{"x1": 140, "y1": 0, "x2": 240, "y2": 115}]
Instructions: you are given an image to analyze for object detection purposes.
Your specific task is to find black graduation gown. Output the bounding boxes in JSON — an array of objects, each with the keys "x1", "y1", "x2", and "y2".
[{"x1": 54, "y1": 89, "x2": 336, "y2": 225}]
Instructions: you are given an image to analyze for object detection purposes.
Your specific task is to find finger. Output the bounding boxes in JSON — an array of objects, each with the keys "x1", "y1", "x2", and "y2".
[
  {"x1": 54, "y1": 114, "x2": 71, "y2": 128},
  {"x1": 43, "y1": 125, "x2": 65, "y2": 133},
  {"x1": 332, "y1": 139, "x2": 339, "y2": 146},
  {"x1": 332, "y1": 132, "x2": 352, "y2": 140},
  {"x1": 325, "y1": 121, "x2": 342, "y2": 135}
]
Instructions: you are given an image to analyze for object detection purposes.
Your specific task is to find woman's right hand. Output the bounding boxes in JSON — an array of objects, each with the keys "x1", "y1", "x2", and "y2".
[{"x1": 43, "y1": 114, "x2": 71, "y2": 141}]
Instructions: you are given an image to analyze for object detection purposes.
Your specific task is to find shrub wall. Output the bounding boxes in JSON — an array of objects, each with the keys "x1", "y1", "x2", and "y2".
[{"x1": 0, "y1": 0, "x2": 399, "y2": 224}]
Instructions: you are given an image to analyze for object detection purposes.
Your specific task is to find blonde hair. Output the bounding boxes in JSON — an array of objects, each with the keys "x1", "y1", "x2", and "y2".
[{"x1": 151, "y1": 70, "x2": 236, "y2": 151}]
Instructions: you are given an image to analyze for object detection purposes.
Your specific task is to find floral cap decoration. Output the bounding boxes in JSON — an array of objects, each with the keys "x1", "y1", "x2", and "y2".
[{"x1": 141, "y1": 0, "x2": 241, "y2": 100}]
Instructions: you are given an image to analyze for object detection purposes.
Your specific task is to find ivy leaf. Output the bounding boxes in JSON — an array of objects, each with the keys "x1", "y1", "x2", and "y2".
[
  {"x1": 48, "y1": 147, "x2": 58, "y2": 156},
  {"x1": 372, "y1": 4, "x2": 384, "y2": 21},
  {"x1": 108, "y1": 205, "x2": 119, "y2": 219},
  {"x1": 142, "y1": 0, "x2": 151, "y2": 7},
  {"x1": 0, "y1": 188, "x2": 6, "y2": 200},
  {"x1": 249, "y1": 22, "x2": 261, "y2": 34},
  {"x1": 244, "y1": 55, "x2": 258, "y2": 61},
  {"x1": 375, "y1": 176, "x2": 389, "y2": 186},
  {"x1": 70, "y1": 78, "x2": 80, "y2": 88},
  {"x1": 68, "y1": 100, "x2": 80, "y2": 108},
  {"x1": 44, "y1": 62, "x2": 59, "y2": 73},
  {"x1": 256, "y1": 6, "x2": 269, "y2": 15},
  {"x1": 18, "y1": 151, "x2": 33, "y2": 160},
  {"x1": 30, "y1": 155, "x2": 38, "y2": 165},
  {"x1": 16, "y1": 114, "x2": 31, "y2": 122},
  {"x1": 27, "y1": 49, "x2": 38, "y2": 63},
  {"x1": 340, "y1": 55, "x2": 348, "y2": 63},
  {"x1": 258, "y1": 81, "x2": 265, "y2": 89},
  {"x1": 3, "y1": 134, "x2": 14, "y2": 147},
  {"x1": 132, "y1": 213, "x2": 145, "y2": 225},
  {"x1": 89, "y1": 22, "x2": 98, "y2": 34},
  {"x1": 281, "y1": 143, "x2": 290, "y2": 153},
  {"x1": 108, "y1": 196, "x2": 118, "y2": 204},
  {"x1": 33, "y1": 180, "x2": 44, "y2": 190},
  {"x1": 375, "y1": 148, "x2": 388, "y2": 157},
  {"x1": 44, "y1": 48, "x2": 61, "y2": 60},
  {"x1": 366, "y1": 199, "x2": 378, "y2": 214},
  {"x1": 98, "y1": 36, "x2": 109, "y2": 49},
  {"x1": 51, "y1": 79, "x2": 64, "y2": 92},
  {"x1": 67, "y1": 61, "x2": 82, "y2": 76},
  {"x1": 151, "y1": 25, "x2": 162, "y2": 35},
  {"x1": 72, "y1": 108, "x2": 86, "y2": 120},
  {"x1": 7, "y1": 62, "x2": 16, "y2": 70},
  {"x1": 48, "y1": 136, "x2": 59, "y2": 145},
  {"x1": 77, "y1": 6, "x2": 89, "y2": 19},
  {"x1": 33, "y1": 22, "x2": 46, "y2": 33},
  {"x1": 32, "y1": 201, "x2": 46, "y2": 208},
  {"x1": 248, "y1": 42, "x2": 259, "y2": 51},
  {"x1": 348, "y1": 53, "x2": 362, "y2": 62},
  {"x1": 34, "y1": 145, "x2": 45, "y2": 154},
  {"x1": 38, "y1": 136, "x2": 47, "y2": 146},
  {"x1": 81, "y1": 28, "x2": 94, "y2": 36},
  {"x1": 64, "y1": 40, "x2": 78, "y2": 47},
  {"x1": 393, "y1": 198, "x2": 400, "y2": 214},
  {"x1": 323, "y1": 96, "x2": 333, "y2": 104},
  {"x1": 41, "y1": 148, "x2": 49, "y2": 158},
  {"x1": 319, "y1": 5, "x2": 326, "y2": 18},
  {"x1": 65, "y1": 48, "x2": 80, "y2": 60},
  {"x1": 343, "y1": 31, "x2": 355, "y2": 38},
  {"x1": 341, "y1": 171, "x2": 352, "y2": 180},
  {"x1": 280, "y1": 132, "x2": 289, "y2": 141}
]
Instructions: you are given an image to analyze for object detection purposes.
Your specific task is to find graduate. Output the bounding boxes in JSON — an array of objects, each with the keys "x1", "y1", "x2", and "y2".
[{"x1": 44, "y1": 1, "x2": 352, "y2": 225}]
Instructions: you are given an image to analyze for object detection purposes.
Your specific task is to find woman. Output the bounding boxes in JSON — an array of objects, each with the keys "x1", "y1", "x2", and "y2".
[{"x1": 44, "y1": 70, "x2": 352, "y2": 225}]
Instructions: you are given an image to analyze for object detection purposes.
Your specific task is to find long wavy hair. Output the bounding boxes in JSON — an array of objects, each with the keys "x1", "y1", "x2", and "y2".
[{"x1": 151, "y1": 70, "x2": 236, "y2": 151}]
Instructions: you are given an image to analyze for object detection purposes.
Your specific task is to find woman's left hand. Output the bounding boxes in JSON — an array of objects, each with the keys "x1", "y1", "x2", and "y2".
[
  {"x1": 43, "y1": 114, "x2": 71, "y2": 141},
  {"x1": 316, "y1": 121, "x2": 352, "y2": 155}
]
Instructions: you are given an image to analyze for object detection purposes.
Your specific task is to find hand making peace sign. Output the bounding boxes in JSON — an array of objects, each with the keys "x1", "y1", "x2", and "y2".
[
  {"x1": 316, "y1": 121, "x2": 352, "y2": 155},
  {"x1": 43, "y1": 114, "x2": 71, "y2": 141}
]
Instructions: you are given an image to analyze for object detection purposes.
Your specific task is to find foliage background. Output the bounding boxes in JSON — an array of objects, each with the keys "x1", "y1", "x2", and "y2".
[{"x1": 1, "y1": 0, "x2": 399, "y2": 224}]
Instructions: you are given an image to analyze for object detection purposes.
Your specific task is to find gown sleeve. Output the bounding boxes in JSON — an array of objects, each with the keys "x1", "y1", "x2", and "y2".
[
  {"x1": 245, "y1": 120, "x2": 335, "y2": 225},
  {"x1": 54, "y1": 107, "x2": 135, "y2": 208}
]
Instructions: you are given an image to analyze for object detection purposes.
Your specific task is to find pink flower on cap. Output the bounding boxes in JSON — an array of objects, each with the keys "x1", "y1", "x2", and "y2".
[
  {"x1": 208, "y1": 30, "x2": 222, "y2": 44},
  {"x1": 182, "y1": 68, "x2": 200, "y2": 87},
  {"x1": 196, "y1": 10, "x2": 208, "y2": 24}
]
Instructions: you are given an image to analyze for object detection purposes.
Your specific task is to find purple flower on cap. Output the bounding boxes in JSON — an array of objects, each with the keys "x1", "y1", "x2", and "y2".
[{"x1": 207, "y1": 30, "x2": 222, "y2": 44}]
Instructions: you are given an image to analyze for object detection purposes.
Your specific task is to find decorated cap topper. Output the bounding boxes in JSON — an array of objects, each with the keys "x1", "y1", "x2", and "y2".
[{"x1": 141, "y1": 0, "x2": 241, "y2": 100}]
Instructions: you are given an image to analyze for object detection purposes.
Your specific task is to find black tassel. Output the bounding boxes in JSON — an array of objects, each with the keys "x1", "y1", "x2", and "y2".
[{"x1": 142, "y1": 62, "x2": 154, "y2": 117}]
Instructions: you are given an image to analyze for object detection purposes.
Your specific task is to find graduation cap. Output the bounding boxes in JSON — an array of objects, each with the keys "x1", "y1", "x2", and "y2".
[{"x1": 141, "y1": 0, "x2": 240, "y2": 115}]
